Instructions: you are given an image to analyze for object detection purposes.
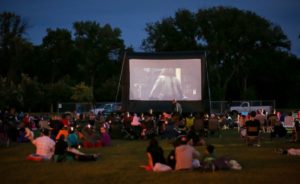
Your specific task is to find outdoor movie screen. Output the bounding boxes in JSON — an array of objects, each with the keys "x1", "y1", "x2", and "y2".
[{"x1": 129, "y1": 58, "x2": 202, "y2": 101}]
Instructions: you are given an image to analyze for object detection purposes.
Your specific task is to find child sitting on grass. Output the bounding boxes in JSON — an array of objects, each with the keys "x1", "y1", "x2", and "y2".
[{"x1": 201, "y1": 144, "x2": 216, "y2": 171}]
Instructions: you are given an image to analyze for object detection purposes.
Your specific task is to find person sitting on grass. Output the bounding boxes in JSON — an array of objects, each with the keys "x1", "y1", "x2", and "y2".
[
  {"x1": 55, "y1": 125, "x2": 69, "y2": 141},
  {"x1": 27, "y1": 128, "x2": 55, "y2": 161},
  {"x1": 201, "y1": 144, "x2": 216, "y2": 170},
  {"x1": 175, "y1": 135, "x2": 200, "y2": 170},
  {"x1": 100, "y1": 127, "x2": 111, "y2": 147},
  {"x1": 81, "y1": 124, "x2": 101, "y2": 148},
  {"x1": 67, "y1": 127, "x2": 81, "y2": 148},
  {"x1": 142, "y1": 138, "x2": 171, "y2": 172},
  {"x1": 54, "y1": 134, "x2": 68, "y2": 162}
]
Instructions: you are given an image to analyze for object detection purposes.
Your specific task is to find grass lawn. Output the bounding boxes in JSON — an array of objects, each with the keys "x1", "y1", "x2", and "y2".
[{"x1": 1, "y1": 129, "x2": 300, "y2": 184}]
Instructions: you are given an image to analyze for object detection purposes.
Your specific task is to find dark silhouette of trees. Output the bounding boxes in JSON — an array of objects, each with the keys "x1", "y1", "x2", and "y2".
[
  {"x1": 0, "y1": 12, "x2": 33, "y2": 82},
  {"x1": 142, "y1": 7, "x2": 299, "y2": 108},
  {"x1": 73, "y1": 21, "x2": 125, "y2": 103},
  {"x1": 0, "y1": 8, "x2": 299, "y2": 111}
]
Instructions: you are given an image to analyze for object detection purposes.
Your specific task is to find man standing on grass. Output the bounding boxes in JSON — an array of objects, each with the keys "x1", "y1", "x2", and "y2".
[{"x1": 172, "y1": 99, "x2": 182, "y2": 115}]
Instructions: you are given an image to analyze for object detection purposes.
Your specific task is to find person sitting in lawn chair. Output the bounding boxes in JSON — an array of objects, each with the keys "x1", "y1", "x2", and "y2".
[
  {"x1": 245, "y1": 111, "x2": 261, "y2": 146},
  {"x1": 208, "y1": 114, "x2": 220, "y2": 137},
  {"x1": 283, "y1": 112, "x2": 295, "y2": 137}
]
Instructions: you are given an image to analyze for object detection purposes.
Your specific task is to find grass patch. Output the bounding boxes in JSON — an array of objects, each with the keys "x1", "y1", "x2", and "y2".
[{"x1": 1, "y1": 129, "x2": 300, "y2": 184}]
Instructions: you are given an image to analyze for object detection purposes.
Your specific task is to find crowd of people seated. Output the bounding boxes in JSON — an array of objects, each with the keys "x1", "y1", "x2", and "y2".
[
  {"x1": 1, "y1": 107, "x2": 300, "y2": 165},
  {"x1": 142, "y1": 136, "x2": 242, "y2": 172},
  {"x1": 235, "y1": 109, "x2": 300, "y2": 144}
]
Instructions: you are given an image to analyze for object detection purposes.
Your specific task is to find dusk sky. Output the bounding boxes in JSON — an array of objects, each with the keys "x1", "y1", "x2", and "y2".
[{"x1": 1, "y1": 0, "x2": 299, "y2": 57}]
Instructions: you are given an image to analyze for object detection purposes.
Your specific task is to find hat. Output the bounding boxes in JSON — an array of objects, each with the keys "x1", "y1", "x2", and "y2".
[{"x1": 178, "y1": 135, "x2": 188, "y2": 145}]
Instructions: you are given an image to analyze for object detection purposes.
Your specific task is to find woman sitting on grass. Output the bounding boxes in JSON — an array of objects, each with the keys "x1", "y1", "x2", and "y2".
[
  {"x1": 142, "y1": 138, "x2": 171, "y2": 172},
  {"x1": 99, "y1": 127, "x2": 111, "y2": 147}
]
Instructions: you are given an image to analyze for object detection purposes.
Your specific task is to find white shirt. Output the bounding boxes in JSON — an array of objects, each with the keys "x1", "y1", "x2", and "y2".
[{"x1": 32, "y1": 136, "x2": 55, "y2": 159}]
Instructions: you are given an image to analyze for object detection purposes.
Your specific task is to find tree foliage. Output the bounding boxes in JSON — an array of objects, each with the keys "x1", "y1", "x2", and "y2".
[
  {"x1": 0, "y1": 12, "x2": 33, "y2": 82},
  {"x1": 73, "y1": 21, "x2": 125, "y2": 102},
  {"x1": 0, "y1": 9, "x2": 299, "y2": 111},
  {"x1": 71, "y1": 82, "x2": 93, "y2": 102},
  {"x1": 142, "y1": 7, "x2": 298, "y2": 107},
  {"x1": 196, "y1": 7, "x2": 291, "y2": 100},
  {"x1": 40, "y1": 28, "x2": 75, "y2": 83},
  {"x1": 142, "y1": 9, "x2": 200, "y2": 51}
]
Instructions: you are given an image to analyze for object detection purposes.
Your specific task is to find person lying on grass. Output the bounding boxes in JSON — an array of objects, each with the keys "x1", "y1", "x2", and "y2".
[
  {"x1": 200, "y1": 144, "x2": 242, "y2": 171},
  {"x1": 276, "y1": 148, "x2": 300, "y2": 156},
  {"x1": 55, "y1": 134, "x2": 100, "y2": 162}
]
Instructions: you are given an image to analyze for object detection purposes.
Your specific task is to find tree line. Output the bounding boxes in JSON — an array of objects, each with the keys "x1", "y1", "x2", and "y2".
[{"x1": 0, "y1": 6, "x2": 299, "y2": 112}]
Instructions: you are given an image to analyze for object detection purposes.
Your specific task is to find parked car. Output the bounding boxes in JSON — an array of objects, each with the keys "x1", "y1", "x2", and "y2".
[
  {"x1": 229, "y1": 101, "x2": 273, "y2": 114},
  {"x1": 102, "y1": 103, "x2": 122, "y2": 115},
  {"x1": 90, "y1": 105, "x2": 105, "y2": 114},
  {"x1": 90, "y1": 103, "x2": 122, "y2": 115}
]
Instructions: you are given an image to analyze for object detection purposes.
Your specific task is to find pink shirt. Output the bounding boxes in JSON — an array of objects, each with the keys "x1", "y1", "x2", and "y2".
[
  {"x1": 175, "y1": 144, "x2": 200, "y2": 170},
  {"x1": 32, "y1": 136, "x2": 55, "y2": 159},
  {"x1": 131, "y1": 115, "x2": 141, "y2": 126},
  {"x1": 284, "y1": 116, "x2": 294, "y2": 127}
]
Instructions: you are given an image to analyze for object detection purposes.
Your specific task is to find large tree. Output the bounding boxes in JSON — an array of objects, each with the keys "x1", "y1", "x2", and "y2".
[
  {"x1": 0, "y1": 12, "x2": 33, "y2": 82},
  {"x1": 142, "y1": 9, "x2": 200, "y2": 51},
  {"x1": 196, "y1": 7, "x2": 290, "y2": 100},
  {"x1": 142, "y1": 7, "x2": 291, "y2": 101},
  {"x1": 39, "y1": 28, "x2": 75, "y2": 83},
  {"x1": 73, "y1": 21, "x2": 125, "y2": 102}
]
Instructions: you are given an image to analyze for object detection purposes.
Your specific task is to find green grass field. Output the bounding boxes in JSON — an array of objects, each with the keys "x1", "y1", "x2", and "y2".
[{"x1": 1, "y1": 130, "x2": 300, "y2": 184}]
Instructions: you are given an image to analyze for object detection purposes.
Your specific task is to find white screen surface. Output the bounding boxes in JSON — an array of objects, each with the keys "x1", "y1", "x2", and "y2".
[{"x1": 129, "y1": 58, "x2": 202, "y2": 101}]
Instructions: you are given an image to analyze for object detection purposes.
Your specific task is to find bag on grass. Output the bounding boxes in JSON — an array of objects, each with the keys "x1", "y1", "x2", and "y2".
[{"x1": 213, "y1": 157, "x2": 231, "y2": 170}]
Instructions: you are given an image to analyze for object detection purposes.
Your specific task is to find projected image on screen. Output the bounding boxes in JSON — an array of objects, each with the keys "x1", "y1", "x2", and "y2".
[{"x1": 129, "y1": 59, "x2": 202, "y2": 101}]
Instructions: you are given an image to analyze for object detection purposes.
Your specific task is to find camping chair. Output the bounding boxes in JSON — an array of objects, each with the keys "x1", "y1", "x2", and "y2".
[
  {"x1": 246, "y1": 126, "x2": 260, "y2": 146},
  {"x1": 283, "y1": 115, "x2": 295, "y2": 137},
  {"x1": 193, "y1": 118, "x2": 206, "y2": 137},
  {"x1": 208, "y1": 118, "x2": 220, "y2": 137}
]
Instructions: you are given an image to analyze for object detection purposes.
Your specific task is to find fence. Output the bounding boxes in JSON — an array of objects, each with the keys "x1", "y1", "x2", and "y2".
[{"x1": 58, "y1": 100, "x2": 275, "y2": 115}]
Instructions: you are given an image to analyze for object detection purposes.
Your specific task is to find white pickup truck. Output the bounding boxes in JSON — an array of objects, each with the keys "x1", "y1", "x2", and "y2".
[
  {"x1": 91, "y1": 103, "x2": 122, "y2": 115},
  {"x1": 229, "y1": 101, "x2": 273, "y2": 114}
]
